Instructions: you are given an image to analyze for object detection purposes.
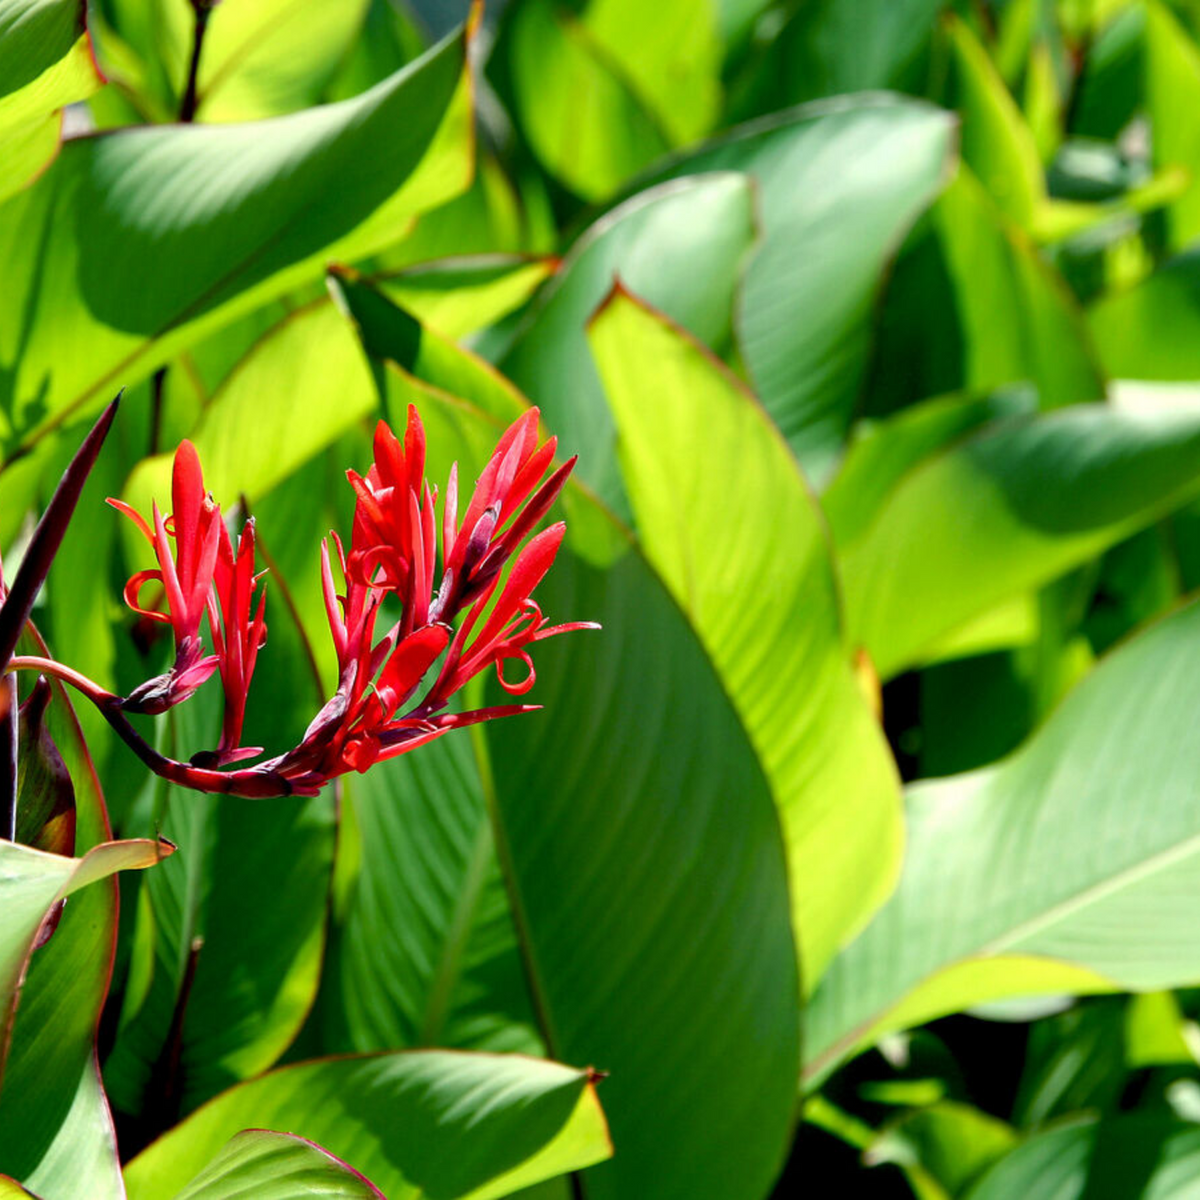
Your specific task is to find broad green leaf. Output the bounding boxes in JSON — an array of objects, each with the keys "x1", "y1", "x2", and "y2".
[
  {"x1": 0, "y1": 0, "x2": 84, "y2": 95},
  {"x1": 124, "y1": 299, "x2": 377, "y2": 520},
  {"x1": 647, "y1": 96, "x2": 955, "y2": 481},
  {"x1": 332, "y1": 270, "x2": 526, "y2": 425},
  {"x1": 171, "y1": 1130, "x2": 383, "y2": 1200},
  {"x1": 104, "y1": 683, "x2": 336, "y2": 1117},
  {"x1": 839, "y1": 404, "x2": 1200, "y2": 679},
  {"x1": 867, "y1": 168, "x2": 1104, "y2": 417},
  {"x1": 946, "y1": 13, "x2": 1044, "y2": 229},
  {"x1": 318, "y1": 734, "x2": 541, "y2": 1057},
  {"x1": 581, "y1": 0, "x2": 722, "y2": 144},
  {"x1": 193, "y1": 0, "x2": 373, "y2": 122},
  {"x1": 372, "y1": 256, "x2": 558, "y2": 341},
  {"x1": 589, "y1": 290, "x2": 900, "y2": 982},
  {"x1": 501, "y1": 172, "x2": 758, "y2": 514},
  {"x1": 823, "y1": 387, "x2": 1036, "y2": 547},
  {"x1": 732, "y1": 0, "x2": 943, "y2": 110},
  {"x1": 1089, "y1": 252, "x2": 1200, "y2": 379},
  {"x1": 805, "y1": 598, "x2": 1200, "y2": 1081},
  {"x1": 0, "y1": 23, "x2": 472, "y2": 459},
  {"x1": 0, "y1": 28, "x2": 103, "y2": 204},
  {"x1": 1145, "y1": 0, "x2": 1200, "y2": 248},
  {"x1": 0, "y1": 653, "x2": 171, "y2": 1198},
  {"x1": 506, "y1": 0, "x2": 669, "y2": 201},
  {"x1": 92, "y1": 0, "x2": 372, "y2": 122},
  {"x1": 0, "y1": 836, "x2": 171, "y2": 1075},
  {"x1": 123, "y1": 1051, "x2": 611, "y2": 1200},
  {"x1": 967, "y1": 1116, "x2": 1200, "y2": 1200},
  {"x1": 487, "y1": 545, "x2": 801, "y2": 1200}
]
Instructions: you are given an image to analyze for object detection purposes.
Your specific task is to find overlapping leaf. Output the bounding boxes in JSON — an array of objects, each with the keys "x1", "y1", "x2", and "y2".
[
  {"x1": 589, "y1": 289, "x2": 900, "y2": 982},
  {"x1": 123, "y1": 1051, "x2": 611, "y2": 1200},
  {"x1": 805, "y1": 598, "x2": 1200, "y2": 1081}
]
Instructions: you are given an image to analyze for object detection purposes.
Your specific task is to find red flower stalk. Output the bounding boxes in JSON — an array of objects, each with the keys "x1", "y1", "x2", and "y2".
[{"x1": 81, "y1": 406, "x2": 594, "y2": 799}]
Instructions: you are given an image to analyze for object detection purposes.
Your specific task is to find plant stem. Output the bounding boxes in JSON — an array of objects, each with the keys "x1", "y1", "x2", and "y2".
[
  {"x1": 5, "y1": 657, "x2": 301, "y2": 799},
  {"x1": 178, "y1": 2, "x2": 212, "y2": 124},
  {"x1": 0, "y1": 674, "x2": 16, "y2": 841}
]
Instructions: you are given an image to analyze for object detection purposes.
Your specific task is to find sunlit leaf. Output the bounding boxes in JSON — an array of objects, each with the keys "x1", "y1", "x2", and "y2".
[{"x1": 589, "y1": 289, "x2": 900, "y2": 982}]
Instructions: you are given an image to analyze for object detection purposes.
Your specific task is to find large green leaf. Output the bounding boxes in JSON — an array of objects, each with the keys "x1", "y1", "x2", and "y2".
[
  {"x1": 316, "y1": 733, "x2": 541, "y2": 1058},
  {"x1": 733, "y1": 0, "x2": 943, "y2": 110},
  {"x1": 505, "y1": 0, "x2": 670, "y2": 201},
  {"x1": 487, "y1": 544, "x2": 801, "y2": 1199},
  {"x1": 644, "y1": 95, "x2": 955, "y2": 481},
  {"x1": 967, "y1": 1116, "x2": 1200, "y2": 1200},
  {"x1": 866, "y1": 167, "x2": 1104, "y2": 418},
  {"x1": 501, "y1": 172, "x2": 758, "y2": 514},
  {"x1": 579, "y1": 0, "x2": 722, "y2": 145},
  {"x1": 170, "y1": 1130, "x2": 383, "y2": 1199},
  {"x1": 837, "y1": 404, "x2": 1200, "y2": 679},
  {"x1": 804, "y1": 597, "x2": 1200, "y2": 1082},
  {"x1": 589, "y1": 289, "x2": 899, "y2": 982},
  {"x1": 945, "y1": 13, "x2": 1044, "y2": 229},
  {"x1": 0, "y1": 652, "x2": 171, "y2": 1198},
  {"x1": 0, "y1": 21, "x2": 471, "y2": 458},
  {"x1": 0, "y1": 1, "x2": 103, "y2": 203},
  {"x1": 103, "y1": 664, "x2": 335, "y2": 1118},
  {"x1": 123, "y1": 1051, "x2": 611, "y2": 1200},
  {"x1": 1145, "y1": 0, "x2": 1200, "y2": 249},
  {"x1": 93, "y1": 0, "x2": 373, "y2": 122},
  {"x1": 1088, "y1": 250, "x2": 1200, "y2": 379},
  {"x1": 0, "y1": 836, "x2": 171, "y2": 1078}
]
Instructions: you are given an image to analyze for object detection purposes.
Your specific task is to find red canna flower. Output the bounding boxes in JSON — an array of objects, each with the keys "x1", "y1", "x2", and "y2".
[
  {"x1": 108, "y1": 441, "x2": 223, "y2": 713},
  {"x1": 264, "y1": 406, "x2": 596, "y2": 791},
  {"x1": 95, "y1": 406, "x2": 594, "y2": 799}
]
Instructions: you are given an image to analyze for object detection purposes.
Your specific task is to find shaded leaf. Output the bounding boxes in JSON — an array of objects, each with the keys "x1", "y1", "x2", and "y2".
[{"x1": 123, "y1": 1051, "x2": 611, "y2": 1200}]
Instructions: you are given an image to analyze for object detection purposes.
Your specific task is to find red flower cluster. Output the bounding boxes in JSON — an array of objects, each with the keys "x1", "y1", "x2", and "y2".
[{"x1": 108, "y1": 407, "x2": 594, "y2": 796}]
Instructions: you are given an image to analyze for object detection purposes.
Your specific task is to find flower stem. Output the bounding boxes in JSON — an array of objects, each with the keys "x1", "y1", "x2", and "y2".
[{"x1": 5, "y1": 657, "x2": 301, "y2": 799}]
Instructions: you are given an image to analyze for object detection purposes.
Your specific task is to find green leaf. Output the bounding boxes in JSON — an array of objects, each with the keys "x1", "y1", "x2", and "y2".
[
  {"x1": 0, "y1": 22, "x2": 472, "y2": 459},
  {"x1": 867, "y1": 1102, "x2": 1017, "y2": 1200},
  {"x1": 946, "y1": 13, "x2": 1045, "y2": 229},
  {"x1": 733, "y1": 0, "x2": 943, "y2": 110},
  {"x1": 316, "y1": 732, "x2": 541, "y2": 1058},
  {"x1": 588, "y1": 289, "x2": 900, "y2": 982},
  {"x1": 486, "y1": 544, "x2": 801, "y2": 1199},
  {"x1": 371, "y1": 256, "x2": 558, "y2": 341},
  {"x1": 122, "y1": 1051, "x2": 611, "y2": 1200},
  {"x1": 967, "y1": 1116, "x2": 1200, "y2": 1200},
  {"x1": 804, "y1": 598, "x2": 1200, "y2": 1082},
  {"x1": 0, "y1": 649, "x2": 172, "y2": 1199},
  {"x1": 0, "y1": 2, "x2": 103, "y2": 203},
  {"x1": 580, "y1": 0, "x2": 722, "y2": 145},
  {"x1": 103, "y1": 688, "x2": 336, "y2": 1116},
  {"x1": 501, "y1": 172, "x2": 758, "y2": 515},
  {"x1": 170, "y1": 1130, "x2": 384, "y2": 1200},
  {"x1": 1089, "y1": 251, "x2": 1200, "y2": 379},
  {"x1": 646, "y1": 95, "x2": 955, "y2": 481},
  {"x1": 506, "y1": 0, "x2": 670, "y2": 201},
  {"x1": 867, "y1": 168, "x2": 1104, "y2": 417},
  {"x1": 838, "y1": 404, "x2": 1200, "y2": 680},
  {"x1": 1, "y1": 836, "x2": 172, "y2": 1076},
  {"x1": 1145, "y1": 0, "x2": 1200, "y2": 249}
]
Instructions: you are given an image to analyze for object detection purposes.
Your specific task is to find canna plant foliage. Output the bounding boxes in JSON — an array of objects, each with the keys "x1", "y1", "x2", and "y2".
[{"x1": 12, "y1": 0, "x2": 1200, "y2": 1196}]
